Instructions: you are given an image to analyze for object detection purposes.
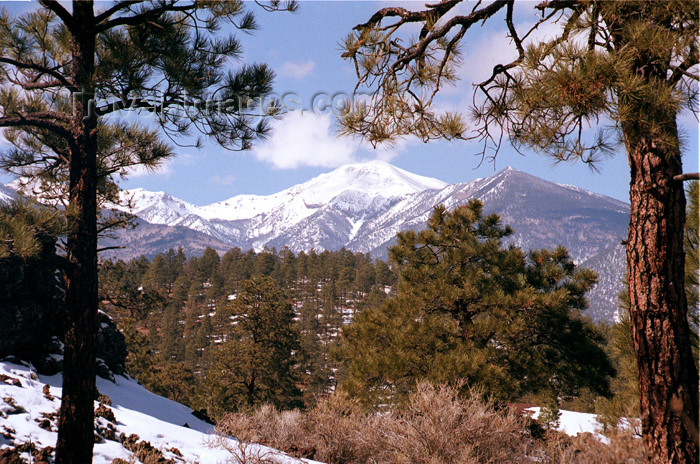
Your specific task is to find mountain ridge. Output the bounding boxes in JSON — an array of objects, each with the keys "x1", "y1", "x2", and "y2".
[{"x1": 1, "y1": 161, "x2": 629, "y2": 322}]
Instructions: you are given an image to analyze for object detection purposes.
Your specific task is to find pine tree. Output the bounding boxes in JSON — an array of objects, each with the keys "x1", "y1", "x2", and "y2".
[
  {"x1": 340, "y1": 2, "x2": 699, "y2": 460},
  {"x1": 119, "y1": 317, "x2": 156, "y2": 386},
  {"x1": 211, "y1": 276, "x2": 302, "y2": 412},
  {"x1": 0, "y1": 3, "x2": 297, "y2": 461},
  {"x1": 100, "y1": 257, "x2": 164, "y2": 320},
  {"x1": 338, "y1": 202, "x2": 614, "y2": 407},
  {"x1": 0, "y1": 201, "x2": 65, "y2": 368}
]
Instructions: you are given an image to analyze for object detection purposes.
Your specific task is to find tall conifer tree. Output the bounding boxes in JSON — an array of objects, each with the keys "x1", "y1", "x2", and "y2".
[
  {"x1": 0, "y1": 3, "x2": 295, "y2": 461},
  {"x1": 340, "y1": 2, "x2": 699, "y2": 460},
  {"x1": 338, "y1": 202, "x2": 614, "y2": 407}
]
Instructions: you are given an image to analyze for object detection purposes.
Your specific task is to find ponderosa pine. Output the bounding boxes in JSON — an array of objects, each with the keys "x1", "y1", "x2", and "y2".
[
  {"x1": 0, "y1": 2, "x2": 295, "y2": 462},
  {"x1": 340, "y1": 2, "x2": 699, "y2": 461}
]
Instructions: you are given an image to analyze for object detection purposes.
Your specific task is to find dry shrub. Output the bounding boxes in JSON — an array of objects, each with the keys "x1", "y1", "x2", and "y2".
[
  {"x1": 219, "y1": 404, "x2": 307, "y2": 456},
  {"x1": 303, "y1": 392, "x2": 379, "y2": 463},
  {"x1": 217, "y1": 382, "x2": 648, "y2": 464},
  {"x1": 532, "y1": 430, "x2": 649, "y2": 464},
  {"x1": 378, "y1": 383, "x2": 528, "y2": 464}
]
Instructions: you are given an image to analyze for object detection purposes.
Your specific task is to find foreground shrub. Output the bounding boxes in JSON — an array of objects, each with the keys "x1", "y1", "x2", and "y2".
[{"x1": 218, "y1": 382, "x2": 648, "y2": 464}]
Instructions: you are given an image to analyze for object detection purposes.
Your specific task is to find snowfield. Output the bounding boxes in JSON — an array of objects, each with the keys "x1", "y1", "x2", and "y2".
[{"x1": 0, "y1": 361, "x2": 321, "y2": 464}]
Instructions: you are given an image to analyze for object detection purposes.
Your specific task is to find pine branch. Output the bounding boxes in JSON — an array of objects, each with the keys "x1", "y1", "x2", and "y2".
[
  {"x1": 94, "y1": 1, "x2": 148, "y2": 25},
  {"x1": 356, "y1": 7, "x2": 431, "y2": 30},
  {"x1": 96, "y1": 2, "x2": 199, "y2": 32},
  {"x1": 7, "y1": 78, "x2": 67, "y2": 91},
  {"x1": 0, "y1": 57, "x2": 76, "y2": 92},
  {"x1": 0, "y1": 114, "x2": 72, "y2": 140},
  {"x1": 37, "y1": 0, "x2": 74, "y2": 31}
]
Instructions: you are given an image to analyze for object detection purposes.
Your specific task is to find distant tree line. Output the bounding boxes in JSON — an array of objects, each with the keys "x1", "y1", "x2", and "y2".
[{"x1": 99, "y1": 245, "x2": 396, "y2": 418}]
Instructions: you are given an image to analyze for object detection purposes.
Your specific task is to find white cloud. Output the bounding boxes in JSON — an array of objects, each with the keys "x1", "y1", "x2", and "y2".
[
  {"x1": 278, "y1": 60, "x2": 316, "y2": 80},
  {"x1": 125, "y1": 161, "x2": 173, "y2": 178},
  {"x1": 122, "y1": 153, "x2": 196, "y2": 178},
  {"x1": 212, "y1": 174, "x2": 236, "y2": 186},
  {"x1": 253, "y1": 112, "x2": 357, "y2": 169}
]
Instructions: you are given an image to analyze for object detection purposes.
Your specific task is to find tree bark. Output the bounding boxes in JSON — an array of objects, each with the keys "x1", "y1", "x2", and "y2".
[
  {"x1": 55, "y1": 2, "x2": 98, "y2": 463},
  {"x1": 624, "y1": 111, "x2": 699, "y2": 463}
]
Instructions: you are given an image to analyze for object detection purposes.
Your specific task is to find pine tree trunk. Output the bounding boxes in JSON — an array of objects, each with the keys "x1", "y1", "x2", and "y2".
[
  {"x1": 624, "y1": 112, "x2": 699, "y2": 463},
  {"x1": 55, "y1": 3, "x2": 98, "y2": 463}
]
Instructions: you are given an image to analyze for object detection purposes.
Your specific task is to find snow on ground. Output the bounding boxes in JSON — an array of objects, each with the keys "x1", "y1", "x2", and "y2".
[
  {"x1": 1, "y1": 359, "x2": 620, "y2": 463},
  {"x1": 525, "y1": 407, "x2": 604, "y2": 438},
  {"x1": 0, "y1": 361, "x2": 322, "y2": 464}
]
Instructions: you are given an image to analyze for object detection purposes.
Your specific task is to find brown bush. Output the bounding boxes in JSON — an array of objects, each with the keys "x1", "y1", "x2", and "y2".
[
  {"x1": 376, "y1": 383, "x2": 528, "y2": 464},
  {"x1": 217, "y1": 382, "x2": 648, "y2": 464},
  {"x1": 533, "y1": 430, "x2": 649, "y2": 464}
]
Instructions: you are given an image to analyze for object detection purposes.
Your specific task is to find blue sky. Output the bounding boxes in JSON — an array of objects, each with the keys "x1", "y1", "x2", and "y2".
[{"x1": 3, "y1": 1, "x2": 699, "y2": 204}]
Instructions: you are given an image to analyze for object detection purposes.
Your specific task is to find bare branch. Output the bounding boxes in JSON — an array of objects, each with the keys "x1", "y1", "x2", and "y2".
[
  {"x1": 97, "y1": 245, "x2": 126, "y2": 253},
  {"x1": 674, "y1": 173, "x2": 700, "y2": 182}
]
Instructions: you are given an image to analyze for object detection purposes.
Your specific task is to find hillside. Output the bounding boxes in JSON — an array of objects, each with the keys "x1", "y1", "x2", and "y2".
[
  {"x1": 0, "y1": 360, "x2": 607, "y2": 463},
  {"x1": 0, "y1": 361, "x2": 319, "y2": 464}
]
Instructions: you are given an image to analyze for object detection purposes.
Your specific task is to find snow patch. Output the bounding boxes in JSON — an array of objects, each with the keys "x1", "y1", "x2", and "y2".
[{"x1": 0, "y1": 361, "x2": 321, "y2": 464}]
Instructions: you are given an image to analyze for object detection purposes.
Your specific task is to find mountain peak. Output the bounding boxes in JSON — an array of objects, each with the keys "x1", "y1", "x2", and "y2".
[{"x1": 309, "y1": 160, "x2": 448, "y2": 199}]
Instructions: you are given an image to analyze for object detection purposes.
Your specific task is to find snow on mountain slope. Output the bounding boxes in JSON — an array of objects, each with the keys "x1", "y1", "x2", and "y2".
[
  {"x1": 0, "y1": 184, "x2": 17, "y2": 205},
  {"x1": 113, "y1": 188, "x2": 201, "y2": 225},
  {"x1": 109, "y1": 160, "x2": 448, "y2": 252},
  {"x1": 200, "y1": 160, "x2": 447, "y2": 221},
  {"x1": 0, "y1": 361, "x2": 320, "y2": 464},
  {"x1": 581, "y1": 242, "x2": 627, "y2": 323},
  {"x1": 115, "y1": 160, "x2": 446, "y2": 225}
]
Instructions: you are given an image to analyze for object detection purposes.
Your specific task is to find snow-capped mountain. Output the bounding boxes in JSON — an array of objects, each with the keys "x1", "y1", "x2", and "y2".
[
  {"x1": 2, "y1": 161, "x2": 630, "y2": 322},
  {"x1": 104, "y1": 162, "x2": 630, "y2": 322},
  {"x1": 108, "y1": 162, "x2": 629, "y2": 262},
  {"x1": 107, "y1": 160, "x2": 450, "y2": 252}
]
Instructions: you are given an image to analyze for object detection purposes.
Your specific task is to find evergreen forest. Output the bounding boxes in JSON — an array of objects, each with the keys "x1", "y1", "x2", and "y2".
[
  {"x1": 99, "y1": 243, "x2": 396, "y2": 419},
  {"x1": 94, "y1": 201, "x2": 647, "y2": 423}
]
